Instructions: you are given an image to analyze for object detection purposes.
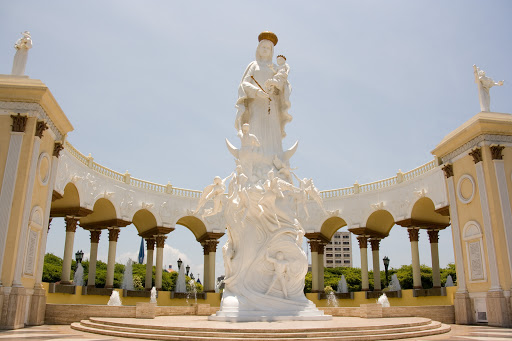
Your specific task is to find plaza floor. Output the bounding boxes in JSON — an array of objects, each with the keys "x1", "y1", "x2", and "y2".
[{"x1": 0, "y1": 323, "x2": 510, "y2": 341}]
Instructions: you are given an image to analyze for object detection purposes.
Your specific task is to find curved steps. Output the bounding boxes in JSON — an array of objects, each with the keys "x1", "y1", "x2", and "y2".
[{"x1": 71, "y1": 316, "x2": 450, "y2": 340}]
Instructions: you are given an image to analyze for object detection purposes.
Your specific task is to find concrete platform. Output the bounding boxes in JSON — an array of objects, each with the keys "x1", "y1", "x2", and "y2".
[{"x1": 71, "y1": 315, "x2": 451, "y2": 340}]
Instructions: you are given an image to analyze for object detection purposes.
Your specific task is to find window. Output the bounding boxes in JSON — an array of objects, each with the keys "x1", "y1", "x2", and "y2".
[
  {"x1": 335, "y1": 260, "x2": 342, "y2": 264},
  {"x1": 326, "y1": 254, "x2": 333, "y2": 258},
  {"x1": 334, "y1": 235, "x2": 341, "y2": 238},
  {"x1": 335, "y1": 248, "x2": 341, "y2": 251},
  {"x1": 343, "y1": 235, "x2": 349, "y2": 239},
  {"x1": 335, "y1": 254, "x2": 342, "y2": 257},
  {"x1": 334, "y1": 241, "x2": 341, "y2": 245},
  {"x1": 326, "y1": 247, "x2": 332, "y2": 251},
  {"x1": 343, "y1": 242, "x2": 349, "y2": 245},
  {"x1": 343, "y1": 247, "x2": 349, "y2": 251},
  {"x1": 344, "y1": 260, "x2": 350, "y2": 264},
  {"x1": 344, "y1": 254, "x2": 350, "y2": 257},
  {"x1": 327, "y1": 260, "x2": 333, "y2": 264}
]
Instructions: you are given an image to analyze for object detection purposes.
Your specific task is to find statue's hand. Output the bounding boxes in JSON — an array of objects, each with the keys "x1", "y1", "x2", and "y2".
[
  {"x1": 498, "y1": 80, "x2": 504, "y2": 86},
  {"x1": 257, "y1": 90, "x2": 269, "y2": 99}
]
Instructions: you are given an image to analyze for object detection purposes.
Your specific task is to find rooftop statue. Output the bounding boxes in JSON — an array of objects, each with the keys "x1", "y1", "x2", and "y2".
[
  {"x1": 473, "y1": 64, "x2": 504, "y2": 112},
  {"x1": 11, "y1": 31, "x2": 32, "y2": 76}
]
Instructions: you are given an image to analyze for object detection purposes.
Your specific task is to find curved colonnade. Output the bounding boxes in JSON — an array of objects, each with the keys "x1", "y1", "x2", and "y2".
[{"x1": 52, "y1": 140, "x2": 451, "y2": 293}]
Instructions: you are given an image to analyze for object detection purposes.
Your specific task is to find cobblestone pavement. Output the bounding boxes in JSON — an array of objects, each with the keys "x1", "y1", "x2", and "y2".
[{"x1": 0, "y1": 323, "x2": 510, "y2": 340}]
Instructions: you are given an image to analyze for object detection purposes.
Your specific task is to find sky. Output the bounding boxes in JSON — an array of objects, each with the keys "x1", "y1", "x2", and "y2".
[{"x1": 1, "y1": 1, "x2": 512, "y2": 282}]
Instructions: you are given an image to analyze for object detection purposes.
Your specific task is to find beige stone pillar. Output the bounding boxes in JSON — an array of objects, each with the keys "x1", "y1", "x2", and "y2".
[
  {"x1": 309, "y1": 240, "x2": 320, "y2": 292},
  {"x1": 155, "y1": 235, "x2": 166, "y2": 290},
  {"x1": 87, "y1": 230, "x2": 101, "y2": 287},
  {"x1": 105, "y1": 228, "x2": 120, "y2": 288},
  {"x1": 370, "y1": 239, "x2": 381, "y2": 291},
  {"x1": 145, "y1": 238, "x2": 155, "y2": 289},
  {"x1": 61, "y1": 216, "x2": 78, "y2": 284},
  {"x1": 208, "y1": 240, "x2": 219, "y2": 292},
  {"x1": 408, "y1": 228, "x2": 422, "y2": 289},
  {"x1": 428, "y1": 230, "x2": 441, "y2": 288},
  {"x1": 317, "y1": 242, "x2": 326, "y2": 292},
  {"x1": 202, "y1": 244, "x2": 210, "y2": 291},
  {"x1": 357, "y1": 237, "x2": 369, "y2": 291}
]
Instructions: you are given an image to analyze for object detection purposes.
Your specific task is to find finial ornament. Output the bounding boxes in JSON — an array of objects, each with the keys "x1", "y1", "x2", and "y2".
[{"x1": 258, "y1": 31, "x2": 278, "y2": 46}]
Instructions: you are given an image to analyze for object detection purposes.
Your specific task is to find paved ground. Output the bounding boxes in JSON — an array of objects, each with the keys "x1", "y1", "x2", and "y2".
[{"x1": 0, "y1": 323, "x2": 510, "y2": 340}]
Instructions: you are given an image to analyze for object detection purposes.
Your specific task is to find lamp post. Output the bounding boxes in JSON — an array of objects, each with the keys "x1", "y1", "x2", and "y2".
[
  {"x1": 177, "y1": 258, "x2": 182, "y2": 270},
  {"x1": 75, "y1": 250, "x2": 84, "y2": 264},
  {"x1": 186, "y1": 264, "x2": 190, "y2": 276},
  {"x1": 383, "y1": 256, "x2": 390, "y2": 288}
]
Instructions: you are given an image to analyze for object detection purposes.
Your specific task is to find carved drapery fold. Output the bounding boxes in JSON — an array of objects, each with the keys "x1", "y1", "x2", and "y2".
[
  {"x1": 11, "y1": 113, "x2": 28, "y2": 132},
  {"x1": 408, "y1": 228, "x2": 420, "y2": 242}
]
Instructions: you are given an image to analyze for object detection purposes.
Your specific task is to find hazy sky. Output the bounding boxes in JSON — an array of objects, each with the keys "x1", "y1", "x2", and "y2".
[{"x1": 1, "y1": 1, "x2": 511, "y2": 281}]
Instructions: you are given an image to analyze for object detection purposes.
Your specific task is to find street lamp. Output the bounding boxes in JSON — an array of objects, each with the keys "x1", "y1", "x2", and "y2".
[
  {"x1": 383, "y1": 256, "x2": 390, "y2": 288},
  {"x1": 75, "y1": 250, "x2": 84, "y2": 263},
  {"x1": 186, "y1": 264, "x2": 190, "y2": 276},
  {"x1": 177, "y1": 258, "x2": 182, "y2": 270}
]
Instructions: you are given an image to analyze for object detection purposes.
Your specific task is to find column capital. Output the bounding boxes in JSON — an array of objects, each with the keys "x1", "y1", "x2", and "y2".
[
  {"x1": 146, "y1": 238, "x2": 155, "y2": 251},
  {"x1": 442, "y1": 164, "x2": 453, "y2": 178},
  {"x1": 53, "y1": 142, "x2": 64, "y2": 158},
  {"x1": 64, "y1": 216, "x2": 78, "y2": 233},
  {"x1": 90, "y1": 230, "x2": 101, "y2": 243},
  {"x1": 10, "y1": 113, "x2": 28, "y2": 133},
  {"x1": 469, "y1": 147, "x2": 483, "y2": 164},
  {"x1": 108, "y1": 228, "x2": 120, "y2": 242},
  {"x1": 370, "y1": 238, "x2": 381, "y2": 251},
  {"x1": 35, "y1": 120, "x2": 48, "y2": 139},
  {"x1": 408, "y1": 228, "x2": 420, "y2": 242},
  {"x1": 357, "y1": 236, "x2": 368, "y2": 248},
  {"x1": 155, "y1": 235, "x2": 167, "y2": 248},
  {"x1": 427, "y1": 229, "x2": 439, "y2": 243},
  {"x1": 490, "y1": 145, "x2": 505, "y2": 160},
  {"x1": 202, "y1": 239, "x2": 219, "y2": 255}
]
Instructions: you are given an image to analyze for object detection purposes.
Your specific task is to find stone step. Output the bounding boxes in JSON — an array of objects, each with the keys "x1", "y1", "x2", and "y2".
[
  {"x1": 78, "y1": 318, "x2": 442, "y2": 338},
  {"x1": 71, "y1": 319, "x2": 451, "y2": 341},
  {"x1": 89, "y1": 316, "x2": 432, "y2": 333}
]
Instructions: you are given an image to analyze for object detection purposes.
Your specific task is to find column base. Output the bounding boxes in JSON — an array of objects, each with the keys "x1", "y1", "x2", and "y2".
[
  {"x1": 413, "y1": 286, "x2": 423, "y2": 289},
  {"x1": 1, "y1": 287, "x2": 26, "y2": 329},
  {"x1": 60, "y1": 281, "x2": 72, "y2": 285},
  {"x1": 361, "y1": 288, "x2": 370, "y2": 291},
  {"x1": 104, "y1": 285, "x2": 113, "y2": 289},
  {"x1": 26, "y1": 288, "x2": 46, "y2": 326},
  {"x1": 454, "y1": 291, "x2": 474, "y2": 325},
  {"x1": 486, "y1": 290, "x2": 512, "y2": 327}
]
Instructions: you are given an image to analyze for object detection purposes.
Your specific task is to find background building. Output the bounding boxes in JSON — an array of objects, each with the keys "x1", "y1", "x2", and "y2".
[{"x1": 324, "y1": 231, "x2": 352, "y2": 268}]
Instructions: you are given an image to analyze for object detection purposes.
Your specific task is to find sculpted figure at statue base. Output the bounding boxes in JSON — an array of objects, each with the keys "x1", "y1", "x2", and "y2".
[{"x1": 197, "y1": 32, "x2": 330, "y2": 322}]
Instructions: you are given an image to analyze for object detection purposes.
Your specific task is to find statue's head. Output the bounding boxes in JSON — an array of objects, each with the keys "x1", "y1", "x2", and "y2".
[
  {"x1": 478, "y1": 70, "x2": 486, "y2": 76},
  {"x1": 267, "y1": 169, "x2": 275, "y2": 179},
  {"x1": 256, "y1": 32, "x2": 277, "y2": 63},
  {"x1": 277, "y1": 55, "x2": 286, "y2": 66},
  {"x1": 214, "y1": 176, "x2": 222, "y2": 184},
  {"x1": 242, "y1": 123, "x2": 250, "y2": 133}
]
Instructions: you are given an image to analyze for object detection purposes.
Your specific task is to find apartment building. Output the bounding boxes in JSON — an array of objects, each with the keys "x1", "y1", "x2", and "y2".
[{"x1": 324, "y1": 231, "x2": 352, "y2": 268}]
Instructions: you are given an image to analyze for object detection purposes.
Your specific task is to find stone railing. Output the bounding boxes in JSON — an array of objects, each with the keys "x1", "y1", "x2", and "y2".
[
  {"x1": 63, "y1": 141, "x2": 201, "y2": 198},
  {"x1": 64, "y1": 141, "x2": 435, "y2": 201},
  {"x1": 320, "y1": 160, "x2": 437, "y2": 199}
]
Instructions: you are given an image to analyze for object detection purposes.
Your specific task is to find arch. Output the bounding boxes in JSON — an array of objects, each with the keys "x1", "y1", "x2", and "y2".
[
  {"x1": 51, "y1": 182, "x2": 80, "y2": 210},
  {"x1": 79, "y1": 197, "x2": 119, "y2": 227},
  {"x1": 320, "y1": 216, "x2": 348, "y2": 240},
  {"x1": 462, "y1": 220, "x2": 486, "y2": 282},
  {"x1": 132, "y1": 209, "x2": 158, "y2": 234},
  {"x1": 410, "y1": 197, "x2": 450, "y2": 227},
  {"x1": 29, "y1": 206, "x2": 44, "y2": 228},
  {"x1": 365, "y1": 209, "x2": 395, "y2": 236},
  {"x1": 176, "y1": 215, "x2": 208, "y2": 240}
]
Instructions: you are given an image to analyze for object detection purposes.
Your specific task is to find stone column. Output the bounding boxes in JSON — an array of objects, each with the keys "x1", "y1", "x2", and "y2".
[
  {"x1": 317, "y1": 242, "x2": 326, "y2": 292},
  {"x1": 308, "y1": 240, "x2": 320, "y2": 292},
  {"x1": 145, "y1": 238, "x2": 155, "y2": 290},
  {"x1": 87, "y1": 230, "x2": 101, "y2": 287},
  {"x1": 0, "y1": 114, "x2": 28, "y2": 285},
  {"x1": 202, "y1": 243, "x2": 210, "y2": 291},
  {"x1": 408, "y1": 228, "x2": 422, "y2": 289},
  {"x1": 357, "y1": 236, "x2": 369, "y2": 291},
  {"x1": 155, "y1": 235, "x2": 166, "y2": 290},
  {"x1": 105, "y1": 228, "x2": 120, "y2": 288},
  {"x1": 12, "y1": 121, "x2": 48, "y2": 287},
  {"x1": 61, "y1": 216, "x2": 78, "y2": 284},
  {"x1": 207, "y1": 240, "x2": 219, "y2": 292},
  {"x1": 370, "y1": 239, "x2": 381, "y2": 291},
  {"x1": 428, "y1": 230, "x2": 441, "y2": 288}
]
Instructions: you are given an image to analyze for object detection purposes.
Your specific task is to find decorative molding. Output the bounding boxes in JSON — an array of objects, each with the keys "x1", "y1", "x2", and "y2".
[
  {"x1": 490, "y1": 145, "x2": 505, "y2": 160},
  {"x1": 37, "y1": 152, "x2": 51, "y2": 186},
  {"x1": 64, "y1": 216, "x2": 78, "y2": 233},
  {"x1": 357, "y1": 236, "x2": 368, "y2": 249},
  {"x1": 35, "y1": 120, "x2": 48, "y2": 138},
  {"x1": 427, "y1": 230, "x2": 439, "y2": 244},
  {"x1": 145, "y1": 238, "x2": 155, "y2": 251},
  {"x1": 457, "y1": 174, "x2": 476, "y2": 204},
  {"x1": 468, "y1": 148, "x2": 483, "y2": 164},
  {"x1": 90, "y1": 230, "x2": 101, "y2": 243},
  {"x1": 442, "y1": 164, "x2": 453, "y2": 178},
  {"x1": 407, "y1": 228, "x2": 419, "y2": 242},
  {"x1": 108, "y1": 228, "x2": 120, "y2": 242},
  {"x1": 201, "y1": 239, "x2": 219, "y2": 254},
  {"x1": 0, "y1": 101, "x2": 63, "y2": 140},
  {"x1": 10, "y1": 113, "x2": 28, "y2": 132},
  {"x1": 53, "y1": 142, "x2": 64, "y2": 157},
  {"x1": 369, "y1": 239, "x2": 381, "y2": 251},
  {"x1": 155, "y1": 235, "x2": 167, "y2": 248},
  {"x1": 441, "y1": 134, "x2": 512, "y2": 164}
]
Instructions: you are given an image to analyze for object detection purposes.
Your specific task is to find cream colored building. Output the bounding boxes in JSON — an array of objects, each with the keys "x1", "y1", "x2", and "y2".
[{"x1": 324, "y1": 231, "x2": 352, "y2": 268}]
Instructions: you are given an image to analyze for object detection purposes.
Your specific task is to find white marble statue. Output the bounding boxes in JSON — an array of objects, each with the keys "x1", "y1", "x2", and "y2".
[
  {"x1": 208, "y1": 32, "x2": 329, "y2": 321},
  {"x1": 473, "y1": 64, "x2": 504, "y2": 112},
  {"x1": 11, "y1": 31, "x2": 32, "y2": 76},
  {"x1": 195, "y1": 174, "x2": 232, "y2": 218}
]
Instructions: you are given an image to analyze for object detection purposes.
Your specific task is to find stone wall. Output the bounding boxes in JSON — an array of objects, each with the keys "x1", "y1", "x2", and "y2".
[{"x1": 45, "y1": 304, "x2": 136, "y2": 324}]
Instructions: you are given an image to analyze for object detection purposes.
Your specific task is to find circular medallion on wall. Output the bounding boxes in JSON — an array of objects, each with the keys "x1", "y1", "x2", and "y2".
[
  {"x1": 457, "y1": 174, "x2": 475, "y2": 204},
  {"x1": 37, "y1": 152, "x2": 51, "y2": 186}
]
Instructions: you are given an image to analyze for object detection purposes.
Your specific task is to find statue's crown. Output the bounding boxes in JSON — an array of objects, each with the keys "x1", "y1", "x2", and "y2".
[
  {"x1": 277, "y1": 55, "x2": 286, "y2": 60},
  {"x1": 258, "y1": 31, "x2": 278, "y2": 46}
]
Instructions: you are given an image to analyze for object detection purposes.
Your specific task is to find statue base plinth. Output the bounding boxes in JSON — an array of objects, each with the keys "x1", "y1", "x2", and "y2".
[{"x1": 208, "y1": 310, "x2": 332, "y2": 322}]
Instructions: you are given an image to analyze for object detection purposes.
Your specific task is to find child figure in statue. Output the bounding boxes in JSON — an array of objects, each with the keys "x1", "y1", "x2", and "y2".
[
  {"x1": 238, "y1": 123, "x2": 260, "y2": 181},
  {"x1": 267, "y1": 55, "x2": 289, "y2": 91},
  {"x1": 265, "y1": 251, "x2": 290, "y2": 298}
]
